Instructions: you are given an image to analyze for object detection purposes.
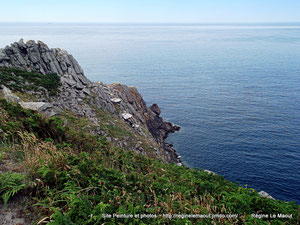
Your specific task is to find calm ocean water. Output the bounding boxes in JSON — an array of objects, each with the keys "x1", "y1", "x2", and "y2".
[{"x1": 0, "y1": 23, "x2": 299, "y2": 204}]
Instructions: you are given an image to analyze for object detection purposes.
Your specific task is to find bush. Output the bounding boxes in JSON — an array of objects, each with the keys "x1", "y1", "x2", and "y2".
[{"x1": 0, "y1": 66, "x2": 60, "y2": 96}]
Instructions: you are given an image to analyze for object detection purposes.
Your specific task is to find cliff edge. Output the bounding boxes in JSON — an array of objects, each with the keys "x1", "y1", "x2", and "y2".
[
  {"x1": 0, "y1": 39, "x2": 181, "y2": 163},
  {"x1": 0, "y1": 40, "x2": 298, "y2": 225}
]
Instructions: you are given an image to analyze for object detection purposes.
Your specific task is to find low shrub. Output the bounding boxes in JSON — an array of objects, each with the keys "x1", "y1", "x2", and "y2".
[
  {"x1": 0, "y1": 97, "x2": 298, "y2": 224},
  {"x1": 0, "y1": 66, "x2": 60, "y2": 96}
]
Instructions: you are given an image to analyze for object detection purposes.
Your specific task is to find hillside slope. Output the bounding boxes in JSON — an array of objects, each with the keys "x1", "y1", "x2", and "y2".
[{"x1": 0, "y1": 40, "x2": 299, "y2": 224}]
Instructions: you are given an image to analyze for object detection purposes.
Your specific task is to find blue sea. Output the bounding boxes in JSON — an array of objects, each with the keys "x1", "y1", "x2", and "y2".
[{"x1": 0, "y1": 23, "x2": 299, "y2": 204}]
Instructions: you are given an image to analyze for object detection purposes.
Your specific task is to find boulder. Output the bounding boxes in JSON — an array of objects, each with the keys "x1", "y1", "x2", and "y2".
[
  {"x1": 204, "y1": 169, "x2": 217, "y2": 175},
  {"x1": 1, "y1": 85, "x2": 22, "y2": 103},
  {"x1": 83, "y1": 88, "x2": 90, "y2": 95},
  {"x1": 61, "y1": 77, "x2": 77, "y2": 87},
  {"x1": 258, "y1": 191, "x2": 275, "y2": 200},
  {"x1": 122, "y1": 112, "x2": 133, "y2": 120},
  {"x1": 20, "y1": 102, "x2": 52, "y2": 112},
  {"x1": 111, "y1": 98, "x2": 122, "y2": 103}
]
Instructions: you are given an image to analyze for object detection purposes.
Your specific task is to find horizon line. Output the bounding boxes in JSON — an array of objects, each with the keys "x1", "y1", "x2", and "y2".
[{"x1": 1, "y1": 21, "x2": 300, "y2": 25}]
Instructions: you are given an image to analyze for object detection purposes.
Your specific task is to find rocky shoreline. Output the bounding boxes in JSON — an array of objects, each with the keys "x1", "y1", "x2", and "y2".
[
  {"x1": 0, "y1": 39, "x2": 181, "y2": 163},
  {"x1": 0, "y1": 40, "x2": 278, "y2": 200}
]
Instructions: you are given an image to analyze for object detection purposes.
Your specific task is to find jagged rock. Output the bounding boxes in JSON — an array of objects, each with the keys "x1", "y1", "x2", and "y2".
[
  {"x1": 82, "y1": 88, "x2": 90, "y2": 95},
  {"x1": 0, "y1": 39, "x2": 88, "y2": 88},
  {"x1": 122, "y1": 112, "x2": 133, "y2": 120},
  {"x1": 75, "y1": 82, "x2": 84, "y2": 90},
  {"x1": 258, "y1": 191, "x2": 275, "y2": 200},
  {"x1": 62, "y1": 77, "x2": 77, "y2": 87},
  {"x1": 150, "y1": 103, "x2": 161, "y2": 115},
  {"x1": 78, "y1": 92, "x2": 86, "y2": 99},
  {"x1": 0, "y1": 51, "x2": 10, "y2": 62},
  {"x1": 0, "y1": 40, "x2": 182, "y2": 163}
]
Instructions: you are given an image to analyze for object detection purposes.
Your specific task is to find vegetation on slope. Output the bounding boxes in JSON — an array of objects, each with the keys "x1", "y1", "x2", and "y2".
[
  {"x1": 0, "y1": 66, "x2": 60, "y2": 96},
  {"x1": 0, "y1": 98, "x2": 299, "y2": 224}
]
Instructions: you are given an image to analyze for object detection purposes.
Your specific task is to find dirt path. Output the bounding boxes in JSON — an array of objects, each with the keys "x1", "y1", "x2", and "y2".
[{"x1": 0, "y1": 196, "x2": 31, "y2": 225}]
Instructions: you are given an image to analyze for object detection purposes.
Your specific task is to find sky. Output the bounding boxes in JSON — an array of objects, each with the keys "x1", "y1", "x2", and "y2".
[{"x1": 0, "y1": 0, "x2": 300, "y2": 23}]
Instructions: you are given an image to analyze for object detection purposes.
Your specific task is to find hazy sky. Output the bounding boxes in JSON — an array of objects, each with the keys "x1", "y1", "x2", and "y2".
[{"x1": 1, "y1": 0, "x2": 300, "y2": 23}]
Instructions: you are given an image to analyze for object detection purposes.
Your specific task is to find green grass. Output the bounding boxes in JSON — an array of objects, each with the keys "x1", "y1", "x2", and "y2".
[
  {"x1": 15, "y1": 91, "x2": 38, "y2": 102},
  {"x1": 0, "y1": 98, "x2": 299, "y2": 224},
  {"x1": 0, "y1": 66, "x2": 60, "y2": 96},
  {"x1": 96, "y1": 108, "x2": 134, "y2": 139},
  {"x1": 0, "y1": 98, "x2": 66, "y2": 143},
  {"x1": 0, "y1": 153, "x2": 3, "y2": 163}
]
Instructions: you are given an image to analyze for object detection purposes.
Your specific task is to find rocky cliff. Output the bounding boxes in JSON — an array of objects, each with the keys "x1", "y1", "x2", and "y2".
[{"x1": 0, "y1": 39, "x2": 181, "y2": 163}]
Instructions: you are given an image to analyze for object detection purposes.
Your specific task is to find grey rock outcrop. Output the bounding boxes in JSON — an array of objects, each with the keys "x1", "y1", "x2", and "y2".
[
  {"x1": 1, "y1": 85, "x2": 22, "y2": 103},
  {"x1": 0, "y1": 85, "x2": 58, "y2": 117},
  {"x1": 0, "y1": 40, "x2": 181, "y2": 163},
  {"x1": 20, "y1": 102, "x2": 51, "y2": 111},
  {"x1": 204, "y1": 169, "x2": 217, "y2": 175},
  {"x1": 0, "y1": 39, "x2": 114, "y2": 116},
  {"x1": 122, "y1": 112, "x2": 133, "y2": 120}
]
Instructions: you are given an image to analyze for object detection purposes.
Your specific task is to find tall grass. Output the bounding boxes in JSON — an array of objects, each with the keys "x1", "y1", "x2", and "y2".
[{"x1": 0, "y1": 97, "x2": 299, "y2": 224}]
